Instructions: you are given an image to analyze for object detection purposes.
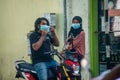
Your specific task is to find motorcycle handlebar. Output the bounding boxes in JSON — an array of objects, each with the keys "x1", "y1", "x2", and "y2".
[
  {"x1": 48, "y1": 49, "x2": 64, "y2": 63},
  {"x1": 51, "y1": 49, "x2": 64, "y2": 63},
  {"x1": 14, "y1": 49, "x2": 64, "y2": 65}
]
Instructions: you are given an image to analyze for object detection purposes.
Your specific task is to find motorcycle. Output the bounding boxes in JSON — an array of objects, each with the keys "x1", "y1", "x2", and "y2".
[
  {"x1": 14, "y1": 49, "x2": 63, "y2": 80},
  {"x1": 59, "y1": 50, "x2": 82, "y2": 80},
  {"x1": 14, "y1": 49, "x2": 83, "y2": 80}
]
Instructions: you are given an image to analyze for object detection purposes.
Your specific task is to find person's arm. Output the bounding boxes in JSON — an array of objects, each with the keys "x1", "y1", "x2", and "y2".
[
  {"x1": 32, "y1": 31, "x2": 47, "y2": 51},
  {"x1": 68, "y1": 31, "x2": 85, "y2": 49},
  {"x1": 50, "y1": 27, "x2": 59, "y2": 47},
  {"x1": 73, "y1": 31, "x2": 85, "y2": 48},
  {"x1": 102, "y1": 64, "x2": 120, "y2": 80}
]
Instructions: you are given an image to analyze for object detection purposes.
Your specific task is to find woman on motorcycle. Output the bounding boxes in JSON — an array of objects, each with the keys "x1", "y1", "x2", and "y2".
[
  {"x1": 60, "y1": 16, "x2": 85, "y2": 80},
  {"x1": 65, "y1": 16, "x2": 85, "y2": 60}
]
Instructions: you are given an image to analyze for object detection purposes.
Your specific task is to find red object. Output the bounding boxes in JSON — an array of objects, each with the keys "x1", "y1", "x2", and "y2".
[
  {"x1": 65, "y1": 60, "x2": 79, "y2": 67},
  {"x1": 109, "y1": 9, "x2": 120, "y2": 16},
  {"x1": 25, "y1": 72, "x2": 36, "y2": 80}
]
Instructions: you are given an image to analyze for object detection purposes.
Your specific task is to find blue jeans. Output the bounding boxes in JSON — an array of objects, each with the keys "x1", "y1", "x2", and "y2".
[{"x1": 33, "y1": 60, "x2": 59, "y2": 80}]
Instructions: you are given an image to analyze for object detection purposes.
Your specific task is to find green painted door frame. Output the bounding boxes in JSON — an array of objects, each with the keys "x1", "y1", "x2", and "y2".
[{"x1": 90, "y1": 0, "x2": 99, "y2": 77}]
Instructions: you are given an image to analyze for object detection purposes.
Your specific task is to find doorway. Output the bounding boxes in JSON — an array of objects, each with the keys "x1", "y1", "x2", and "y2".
[{"x1": 98, "y1": 0, "x2": 120, "y2": 74}]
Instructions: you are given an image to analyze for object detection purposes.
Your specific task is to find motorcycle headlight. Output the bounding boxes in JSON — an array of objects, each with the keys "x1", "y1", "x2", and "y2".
[{"x1": 73, "y1": 65, "x2": 80, "y2": 75}]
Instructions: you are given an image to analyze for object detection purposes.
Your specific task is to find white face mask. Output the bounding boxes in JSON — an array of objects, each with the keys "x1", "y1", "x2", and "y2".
[
  {"x1": 40, "y1": 25, "x2": 50, "y2": 32},
  {"x1": 71, "y1": 23, "x2": 80, "y2": 29}
]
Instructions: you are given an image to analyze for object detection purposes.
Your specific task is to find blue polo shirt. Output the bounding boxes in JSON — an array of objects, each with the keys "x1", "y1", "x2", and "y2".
[{"x1": 30, "y1": 31, "x2": 54, "y2": 65}]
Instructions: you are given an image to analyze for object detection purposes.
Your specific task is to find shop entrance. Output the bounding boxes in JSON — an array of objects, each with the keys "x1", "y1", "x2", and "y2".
[{"x1": 98, "y1": 0, "x2": 120, "y2": 74}]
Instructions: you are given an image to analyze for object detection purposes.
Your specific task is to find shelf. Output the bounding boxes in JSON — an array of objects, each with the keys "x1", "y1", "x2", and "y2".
[{"x1": 100, "y1": 62, "x2": 120, "y2": 64}]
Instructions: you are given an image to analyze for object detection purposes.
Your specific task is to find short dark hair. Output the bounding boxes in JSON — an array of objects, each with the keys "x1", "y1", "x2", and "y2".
[{"x1": 34, "y1": 17, "x2": 49, "y2": 31}]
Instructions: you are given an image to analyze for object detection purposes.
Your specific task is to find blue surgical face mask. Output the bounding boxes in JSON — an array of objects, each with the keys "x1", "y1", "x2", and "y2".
[
  {"x1": 40, "y1": 25, "x2": 50, "y2": 32},
  {"x1": 71, "y1": 23, "x2": 80, "y2": 29}
]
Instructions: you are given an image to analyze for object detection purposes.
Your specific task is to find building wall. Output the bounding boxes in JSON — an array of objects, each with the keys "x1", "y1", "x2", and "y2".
[
  {"x1": 0, "y1": 0, "x2": 90, "y2": 79},
  {"x1": 0, "y1": 0, "x2": 64, "y2": 80}
]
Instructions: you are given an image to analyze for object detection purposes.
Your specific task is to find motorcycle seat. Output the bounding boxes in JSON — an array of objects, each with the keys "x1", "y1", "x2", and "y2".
[{"x1": 16, "y1": 62, "x2": 36, "y2": 74}]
